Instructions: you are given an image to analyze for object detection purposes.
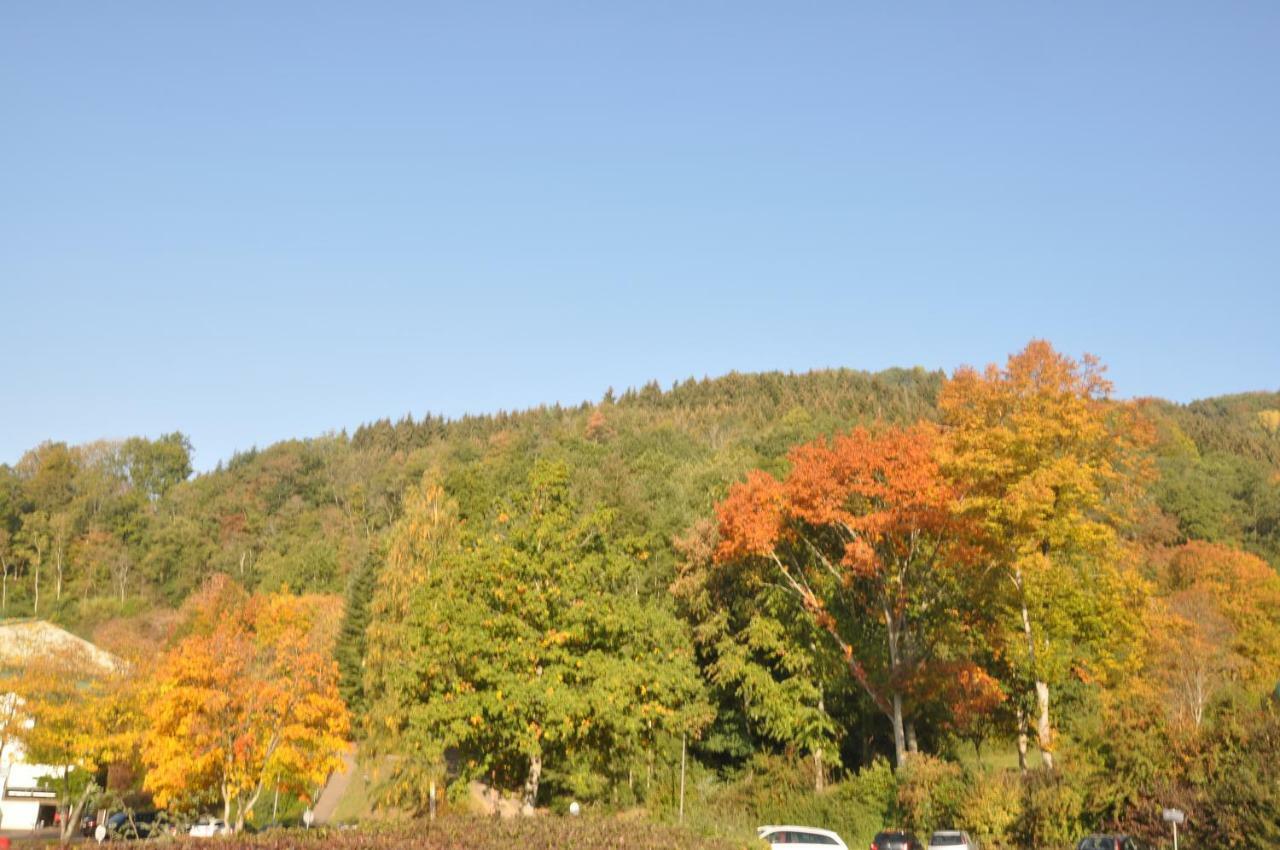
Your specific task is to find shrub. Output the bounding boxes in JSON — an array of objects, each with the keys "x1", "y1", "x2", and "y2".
[
  {"x1": 1194, "y1": 698, "x2": 1280, "y2": 849},
  {"x1": 845, "y1": 757, "x2": 898, "y2": 823},
  {"x1": 958, "y1": 770, "x2": 1021, "y2": 850},
  {"x1": 675, "y1": 754, "x2": 887, "y2": 847},
  {"x1": 1017, "y1": 768, "x2": 1085, "y2": 850},
  {"x1": 182, "y1": 817, "x2": 752, "y2": 850},
  {"x1": 896, "y1": 755, "x2": 965, "y2": 836}
]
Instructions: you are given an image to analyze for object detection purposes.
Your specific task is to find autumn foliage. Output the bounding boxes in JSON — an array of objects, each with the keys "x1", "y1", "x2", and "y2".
[
  {"x1": 935, "y1": 340, "x2": 1152, "y2": 768},
  {"x1": 714, "y1": 423, "x2": 974, "y2": 766},
  {"x1": 3, "y1": 643, "x2": 139, "y2": 843},
  {"x1": 3, "y1": 339, "x2": 1278, "y2": 848},
  {"x1": 142, "y1": 577, "x2": 349, "y2": 830}
]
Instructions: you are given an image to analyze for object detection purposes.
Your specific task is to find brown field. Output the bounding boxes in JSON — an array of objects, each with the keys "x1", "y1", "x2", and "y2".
[
  {"x1": 245, "y1": 821, "x2": 749, "y2": 850},
  {"x1": 4, "y1": 820, "x2": 756, "y2": 850}
]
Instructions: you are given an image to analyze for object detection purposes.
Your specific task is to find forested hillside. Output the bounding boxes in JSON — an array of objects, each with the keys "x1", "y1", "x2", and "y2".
[
  {"x1": 3, "y1": 367, "x2": 1275, "y2": 628},
  {"x1": 2, "y1": 351, "x2": 1279, "y2": 846},
  {"x1": 0, "y1": 367, "x2": 945, "y2": 625}
]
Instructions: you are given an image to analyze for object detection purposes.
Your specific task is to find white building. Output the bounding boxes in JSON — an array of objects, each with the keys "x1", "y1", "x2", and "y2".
[
  {"x1": 0, "y1": 620, "x2": 118, "y2": 831},
  {"x1": 1, "y1": 742, "x2": 60, "y2": 830}
]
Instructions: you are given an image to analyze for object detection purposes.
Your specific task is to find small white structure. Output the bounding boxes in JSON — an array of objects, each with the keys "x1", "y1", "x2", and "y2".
[
  {"x1": 0, "y1": 619, "x2": 119, "y2": 830},
  {"x1": 1, "y1": 756, "x2": 61, "y2": 830}
]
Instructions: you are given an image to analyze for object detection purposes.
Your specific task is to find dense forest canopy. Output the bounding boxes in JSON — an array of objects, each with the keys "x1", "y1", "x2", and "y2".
[
  {"x1": 2, "y1": 350, "x2": 1279, "y2": 846},
  {"x1": 2, "y1": 365, "x2": 1274, "y2": 622},
  {"x1": 0, "y1": 367, "x2": 950, "y2": 619}
]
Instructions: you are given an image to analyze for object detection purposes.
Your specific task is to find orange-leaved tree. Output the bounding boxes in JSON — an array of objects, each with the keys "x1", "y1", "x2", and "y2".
[
  {"x1": 714, "y1": 423, "x2": 974, "y2": 767},
  {"x1": 1147, "y1": 541, "x2": 1280, "y2": 728},
  {"x1": 939, "y1": 340, "x2": 1152, "y2": 769},
  {"x1": 142, "y1": 580, "x2": 349, "y2": 831}
]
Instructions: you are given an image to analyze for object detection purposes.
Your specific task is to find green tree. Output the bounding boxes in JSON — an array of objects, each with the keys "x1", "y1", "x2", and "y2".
[
  {"x1": 122, "y1": 433, "x2": 193, "y2": 502},
  {"x1": 371, "y1": 462, "x2": 708, "y2": 810},
  {"x1": 1194, "y1": 695, "x2": 1280, "y2": 849},
  {"x1": 672, "y1": 518, "x2": 843, "y2": 789},
  {"x1": 334, "y1": 555, "x2": 377, "y2": 712},
  {"x1": 362, "y1": 476, "x2": 464, "y2": 810}
]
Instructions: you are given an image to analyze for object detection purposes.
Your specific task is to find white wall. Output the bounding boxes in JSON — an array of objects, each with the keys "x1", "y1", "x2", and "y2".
[{"x1": 1, "y1": 762, "x2": 61, "y2": 830}]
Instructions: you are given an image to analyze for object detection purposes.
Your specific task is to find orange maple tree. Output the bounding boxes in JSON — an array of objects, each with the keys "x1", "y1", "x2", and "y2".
[
  {"x1": 714, "y1": 423, "x2": 974, "y2": 767},
  {"x1": 142, "y1": 581, "x2": 349, "y2": 831}
]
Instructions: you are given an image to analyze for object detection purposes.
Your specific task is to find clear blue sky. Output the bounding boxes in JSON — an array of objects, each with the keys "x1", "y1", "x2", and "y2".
[{"x1": 3, "y1": 2, "x2": 1278, "y2": 470}]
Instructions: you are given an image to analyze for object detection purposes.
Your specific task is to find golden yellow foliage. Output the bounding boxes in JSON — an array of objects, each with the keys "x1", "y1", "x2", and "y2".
[{"x1": 142, "y1": 583, "x2": 349, "y2": 831}]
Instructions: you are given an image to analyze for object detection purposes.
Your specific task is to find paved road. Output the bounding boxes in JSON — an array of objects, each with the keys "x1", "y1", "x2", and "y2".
[{"x1": 312, "y1": 749, "x2": 357, "y2": 825}]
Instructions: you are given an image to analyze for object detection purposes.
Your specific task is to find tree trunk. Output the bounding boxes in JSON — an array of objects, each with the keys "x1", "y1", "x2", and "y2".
[
  {"x1": 679, "y1": 733, "x2": 687, "y2": 821},
  {"x1": 522, "y1": 754, "x2": 542, "y2": 812},
  {"x1": 814, "y1": 691, "x2": 827, "y2": 790},
  {"x1": 890, "y1": 691, "x2": 907, "y2": 768},
  {"x1": 56, "y1": 767, "x2": 93, "y2": 845},
  {"x1": 60, "y1": 783, "x2": 94, "y2": 846},
  {"x1": 1017, "y1": 569, "x2": 1055, "y2": 768},
  {"x1": 1015, "y1": 707, "x2": 1029, "y2": 773},
  {"x1": 241, "y1": 782, "x2": 268, "y2": 832},
  {"x1": 1034, "y1": 680, "x2": 1054, "y2": 769},
  {"x1": 906, "y1": 720, "x2": 919, "y2": 754},
  {"x1": 0, "y1": 551, "x2": 10, "y2": 612},
  {"x1": 884, "y1": 605, "x2": 908, "y2": 768}
]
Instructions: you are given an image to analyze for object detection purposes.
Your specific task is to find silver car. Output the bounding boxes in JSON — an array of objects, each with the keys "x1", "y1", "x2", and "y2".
[
  {"x1": 758, "y1": 825, "x2": 849, "y2": 848},
  {"x1": 928, "y1": 831, "x2": 976, "y2": 850}
]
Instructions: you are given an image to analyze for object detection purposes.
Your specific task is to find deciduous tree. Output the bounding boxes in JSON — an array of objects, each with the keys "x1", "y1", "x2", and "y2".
[
  {"x1": 1147, "y1": 542, "x2": 1280, "y2": 729},
  {"x1": 714, "y1": 424, "x2": 973, "y2": 767},
  {"x1": 10, "y1": 644, "x2": 138, "y2": 844},
  {"x1": 938, "y1": 340, "x2": 1150, "y2": 768},
  {"x1": 142, "y1": 583, "x2": 349, "y2": 831},
  {"x1": 374, "y1": 463, "x2": 709, "y2": 811},
  {"x1": 672, "y1": 518, "x2": 842, "y2": 790},
  {"x1": 361, "y1": 477, "x2": 462, "y2": 808}
]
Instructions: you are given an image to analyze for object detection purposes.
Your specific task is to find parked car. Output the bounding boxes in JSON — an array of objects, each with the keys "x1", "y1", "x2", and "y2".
[
  {"x1": 758, "y1": 825, "x2": 849, "y2": 848},
  {"x1": 189, "y1": 815, "x2": 231, "y2": 838},
  {"x1": 105, "y1": 810, "x2": 160, "y2": 840},
  {"x1": 1078, "y1": 836, "x2": 1148, "y2": 850},
  {"x1": 872, "y1": 830, "x2": 924, "y2": 850},
  {"x1": 929, "y1": 831, "x2": 976, "y2": 850}
]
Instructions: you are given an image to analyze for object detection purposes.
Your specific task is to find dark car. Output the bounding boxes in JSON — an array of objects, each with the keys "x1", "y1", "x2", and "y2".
[
  {"x1": 873, "y1": 831, "x2": 924, "y2": 850},
  {"x1": 106, "y1": 810, "x2": 161, "y2": 840},
  {"x1": 1078, "y1": 836, "x2": 1148, "y2": 850}
]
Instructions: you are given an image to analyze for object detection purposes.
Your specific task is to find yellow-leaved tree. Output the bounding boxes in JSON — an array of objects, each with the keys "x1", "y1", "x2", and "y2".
[
  {"x1": 6, "y1": 643, "x2": 140, "y2": 844},
  {"x1": 142, "y1": 577, "x2": 349, "y2": 831},
  {"x1": 939, "y1": 340, "x2": 1152, "y2": 769}
]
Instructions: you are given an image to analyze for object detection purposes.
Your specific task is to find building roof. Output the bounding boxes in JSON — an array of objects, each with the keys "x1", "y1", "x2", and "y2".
[{"x1": 0, "y1": 619, "x2": 119, "y2": 673}]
